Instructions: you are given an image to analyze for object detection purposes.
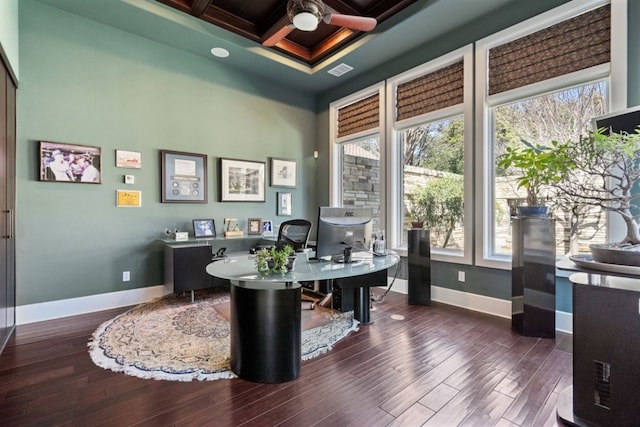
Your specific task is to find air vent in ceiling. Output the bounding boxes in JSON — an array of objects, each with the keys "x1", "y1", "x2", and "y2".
[{"x1": 328, "y1": 63, "x2": 354, "y2": 77}]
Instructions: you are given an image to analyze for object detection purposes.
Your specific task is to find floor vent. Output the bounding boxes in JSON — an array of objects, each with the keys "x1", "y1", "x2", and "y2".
[
  {"x1": 594, "y1": 360, "x2": 611, "y2": 409},
  {"x1": 328, "y1": 63, "x2": 354, "y2": 77}
]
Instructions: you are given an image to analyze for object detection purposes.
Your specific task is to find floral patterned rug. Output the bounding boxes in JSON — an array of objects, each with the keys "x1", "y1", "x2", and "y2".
[{"x1": 88, "y1": 287, "x2": 358, "y2": 382}]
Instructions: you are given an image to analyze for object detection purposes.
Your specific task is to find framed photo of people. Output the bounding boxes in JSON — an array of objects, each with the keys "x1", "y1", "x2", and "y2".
[
  {"x1": 39, "y1": 141, "x2": 102, "y2": 183},
  {"x1": 270, "y1": 158, "x2": 297, "y2": 188},
  {"x1": 219, "y1": 158, "x2": 266, "y2": 202},
  {"x1": 161, "y1": 150, "x2": 207, "y2": 203},
  {"x1": 193, "y1": 219, "x2": 216, "y2": 238}
]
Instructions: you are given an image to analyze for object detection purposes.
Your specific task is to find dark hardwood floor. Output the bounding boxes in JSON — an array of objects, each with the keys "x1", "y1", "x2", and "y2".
[{"x1": 0, "y1": 290, "x2": 572, "y2": 426}]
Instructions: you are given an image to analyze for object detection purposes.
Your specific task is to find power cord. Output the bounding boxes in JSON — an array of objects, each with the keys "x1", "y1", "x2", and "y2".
[{"x1": 370, "y1": 258, "x2": 402, "y2": 303}]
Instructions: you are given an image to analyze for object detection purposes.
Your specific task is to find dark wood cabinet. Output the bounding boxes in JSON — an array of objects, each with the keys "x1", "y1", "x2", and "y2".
[
  {"x1": 164, "y1": 244, "x2": 214, "y2": 294},
  {"x1": 0, "y1": 58, "x2": 16, "y2": 354}
]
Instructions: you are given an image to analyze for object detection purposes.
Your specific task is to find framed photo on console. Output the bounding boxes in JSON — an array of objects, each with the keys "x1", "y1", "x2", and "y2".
[
  {"x1": 262, "y1": 219, "x2": 274, "y2": 236},
  {"x1": 193, "y1": 219, "x2": 216, "y2": 238},
  {"x1": 161, "y1": 150, "x2": 207, "y2": 203},
  {"x1": 248, "y1": 218, "x2": 262, "y2": 235},
  {"x1": 270, "y1": 158, "x2": 296, "y2": 188}
]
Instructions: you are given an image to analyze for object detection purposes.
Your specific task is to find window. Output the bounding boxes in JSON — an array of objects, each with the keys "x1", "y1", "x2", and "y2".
[
  {"x1": 493, "y1": 81, "x2": 609, "y2": 257},
  {"x1": 476, "y1": 0, "x2": 625, "y2": 268},
  {"x1": 329, "y1": 84, "x2": 385, "y2": 235},
  {"x1": 388, "y1": 46, "x2": 473, "y2": 263}
]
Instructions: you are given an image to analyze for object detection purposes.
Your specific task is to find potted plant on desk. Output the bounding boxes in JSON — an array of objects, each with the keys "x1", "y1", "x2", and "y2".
[{"x1": 255, "y1": 244, "x2": 295, "y2": 274}]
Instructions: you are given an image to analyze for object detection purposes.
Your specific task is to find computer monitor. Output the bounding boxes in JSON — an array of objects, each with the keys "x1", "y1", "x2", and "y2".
[
  {"x1": 315, "y1": 206, "x2": 373, "y2": 260},
  {"x1": 593, "y1": 106, "x2": 640, "y2": 134}
]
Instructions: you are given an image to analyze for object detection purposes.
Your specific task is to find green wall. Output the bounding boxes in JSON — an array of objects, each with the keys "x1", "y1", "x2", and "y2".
[
  {"x1": 16, "y1": 0, "x2": 318, "y2": 305},
  {"x1": 0, "y1": 0, "x2": 19, "y2": 81}
]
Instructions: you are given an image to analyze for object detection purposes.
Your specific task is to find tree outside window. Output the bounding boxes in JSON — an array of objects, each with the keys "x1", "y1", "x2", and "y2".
[{"x1": 493, "y1": 81, "x2": 608, "y2": 256}]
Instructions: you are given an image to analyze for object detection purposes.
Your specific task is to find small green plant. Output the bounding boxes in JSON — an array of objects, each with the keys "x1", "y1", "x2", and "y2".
[
  {"x1": 255, "y1": 245, "x2": 294, "y2": 274},
  {"x1": 497, "y1": 140, "x2": 573, "y2": 206}
]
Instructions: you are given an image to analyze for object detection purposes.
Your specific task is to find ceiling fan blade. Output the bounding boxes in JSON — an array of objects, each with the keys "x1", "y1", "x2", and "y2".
[
  {"x1": 323, "y1": 14, "x2": 377, "y2": 31},
  {"x1": 263, "y1": 24, "x2": 295, "y2": 47}
]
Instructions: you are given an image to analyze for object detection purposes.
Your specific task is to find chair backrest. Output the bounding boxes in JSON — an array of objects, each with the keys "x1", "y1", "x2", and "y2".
[{"x1": 277, "y1": 219, "x2": 312, "y2": 252}]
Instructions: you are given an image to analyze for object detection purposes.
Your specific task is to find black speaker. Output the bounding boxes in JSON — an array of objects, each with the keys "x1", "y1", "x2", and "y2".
[
  {"x1": 331, "y1": 281, "x2": 354, "y2": 313},
  {"x1": 408, "y1": 229, "x2": 430, "y2": 305}
]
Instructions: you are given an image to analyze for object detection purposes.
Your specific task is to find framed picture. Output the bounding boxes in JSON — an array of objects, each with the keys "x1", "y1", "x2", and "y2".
[
  {"x1": 248, "y1": 218, "x2": 262, "y2": 235},
  {"x1": 277, "y1": 192, "x2": 292, "y2": 216},
  {"x1": 193, "y1": 219, "x2": 216, "y2": 238},
  {"x1": 39, "y1": 141, "x2": 102, "y2": 183},
  {"x1": 262, "y1": 219, "x2": 274, "y2": 236},
  {"x1": 219, "y1": 158, "x2": 265, "y2": 202},
  {"x1": 116, "y1": 190, "x2": 141, "y2": 207},
  {"x1": 270, "y1": 158, "x2": 297, "y2": 188},
  {"x1": 161, "y1": 150, "x2": 207, "y2": 203},
  {"x1": 116, "y1": 150, "x2": 142, "y2": 168}
]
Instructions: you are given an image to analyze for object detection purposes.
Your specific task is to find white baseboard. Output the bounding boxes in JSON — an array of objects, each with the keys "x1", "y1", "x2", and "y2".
[
  {"x1": 556, "y1": 310, "x2": 573, "y2": 334},
  {"x1": 16, "y1": 284, "x2": 172, "y2": 325},
  {"x1": 17, "y1": 280, "x2": 576, "y2": 334},
  {"x1": 387, "y1": 279, "x2": 573, "y2": 333}
]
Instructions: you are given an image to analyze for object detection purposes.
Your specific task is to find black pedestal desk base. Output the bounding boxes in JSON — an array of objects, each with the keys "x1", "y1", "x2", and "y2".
[{"x1": 230, "y1": 281, "x2": 301, "y2": 383}]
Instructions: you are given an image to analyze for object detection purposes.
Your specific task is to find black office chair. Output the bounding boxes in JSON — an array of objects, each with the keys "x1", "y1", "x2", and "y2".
[
  {"x1": 276, "y1": 219, "x2": 312, "y2": 252},
  {"x1": 276, "y1": 219, "x2": 320, "y2": 309}
]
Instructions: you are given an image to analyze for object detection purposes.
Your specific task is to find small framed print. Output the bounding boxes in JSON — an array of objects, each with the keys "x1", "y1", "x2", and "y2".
[
  {"x1": 116, "y1": 150, "x2": 142, "y2": 169},
  {"x1": 193, "y1": 219, "x2": 216, "y2": 238},
  {"x1": 248, "y1": 218, "x2": 262, "y2": 235},
  {"x1": 262, "y1": 219, "x2": 274, "y2": 236},
  {"x1": 161, "y1": 150, "x2": 207, "y2": 203},
  {"x1": 277, "y1": 192, "x2": 292, "y2": 216},
  {"x1": 116, "y1": 190, "x2": 141, "y2": 207},
  {"x1": 270, "y1": 158, "x2": 297, "y2": 188}
]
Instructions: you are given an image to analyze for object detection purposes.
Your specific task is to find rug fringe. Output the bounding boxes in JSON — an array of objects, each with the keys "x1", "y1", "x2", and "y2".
[{"x1": 88, "y1": 295, "x2": 358, "y2": 382}]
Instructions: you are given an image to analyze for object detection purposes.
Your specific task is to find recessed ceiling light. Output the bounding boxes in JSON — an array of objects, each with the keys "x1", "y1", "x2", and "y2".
[
  {"x1": 210, "y1": 47, "x2": 230, "y2": 58},
  {"x1": 327, "y1": 63, "x2": 354, "y2": 77}
]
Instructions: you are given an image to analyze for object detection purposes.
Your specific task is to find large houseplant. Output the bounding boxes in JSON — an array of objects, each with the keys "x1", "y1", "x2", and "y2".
[
  {"x1": 497, "y1": 140, "x2": 572, "y2": 215},
  {"x1": 549, "y1": 127, "x2": 640, "y2": 265}
]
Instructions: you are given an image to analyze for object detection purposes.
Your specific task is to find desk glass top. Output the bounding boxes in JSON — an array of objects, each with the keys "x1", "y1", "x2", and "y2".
[{"x1": 206, "y1": 251, "x2": 400, "y2": 283}]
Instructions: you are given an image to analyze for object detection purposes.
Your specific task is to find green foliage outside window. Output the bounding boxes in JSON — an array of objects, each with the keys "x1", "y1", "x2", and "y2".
[{"x1": 409, "y1": 175, "x2": 464, "y2": 248}]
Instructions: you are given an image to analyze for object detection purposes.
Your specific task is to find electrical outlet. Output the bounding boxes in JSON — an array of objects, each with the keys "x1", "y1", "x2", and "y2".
[
  {"x1": 123, "y1": 271, "x2": 130, "y2": 282},
  {"x1": 458, "y1": 271, "x2": 465, "y2": 282}
]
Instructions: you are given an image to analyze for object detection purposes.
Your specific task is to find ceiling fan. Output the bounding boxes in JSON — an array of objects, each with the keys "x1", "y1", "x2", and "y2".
[{"x1": 263, "y1": 0, "x2": 377, "y2": 47}]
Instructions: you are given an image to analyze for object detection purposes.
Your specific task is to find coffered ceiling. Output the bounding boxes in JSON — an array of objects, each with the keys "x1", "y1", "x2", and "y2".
[
  {"x1": 34, "y1": 0, "x2": 525, "y2": 94},
  {"x1": 154, "y1": 0, "x2": 418, "y2": 65}
]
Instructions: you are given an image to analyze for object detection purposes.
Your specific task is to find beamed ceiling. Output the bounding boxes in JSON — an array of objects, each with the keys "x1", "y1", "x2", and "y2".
[{"x1": 155, "y1": 0, "x2": 418, "y2": 65}]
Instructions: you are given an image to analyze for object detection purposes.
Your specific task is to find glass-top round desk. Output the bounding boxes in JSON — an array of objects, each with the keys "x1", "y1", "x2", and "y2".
[{"x1": 206, "y1": 251, "x2": 399, "y2": 383}]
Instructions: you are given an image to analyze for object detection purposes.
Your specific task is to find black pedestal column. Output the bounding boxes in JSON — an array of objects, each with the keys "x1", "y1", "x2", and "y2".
[
  {"x1": 408, "y1": 229, "x2": 431, "y2": 305},
  {"x1": 511, "y1": 217, "x2": 555, "y2": 338}
]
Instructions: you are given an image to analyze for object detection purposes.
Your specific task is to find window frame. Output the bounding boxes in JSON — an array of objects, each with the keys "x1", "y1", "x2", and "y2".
[
  {"x1": 474, "y1": 0, "x2": 627, "y2": 269},
  {"x1": 329, "y1": 82, "x2": 385, "y2": 217},
  {"x1": 386, "y1": 45, "x2": 473, "y2": 263}
]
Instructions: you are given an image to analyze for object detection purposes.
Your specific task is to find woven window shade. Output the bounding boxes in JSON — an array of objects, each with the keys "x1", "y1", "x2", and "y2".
[
  {"x1": 396, "y1": 61, "x2": 464, "y2": 122},
  {"x1": 489, "y1": 5, "x2": 610, "y2": 96},
  {"x1": 337, "y1": 93, "x2": 379, "y2": 138}
]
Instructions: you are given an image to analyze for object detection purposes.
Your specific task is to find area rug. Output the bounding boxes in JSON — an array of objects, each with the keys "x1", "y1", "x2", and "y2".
[{"x1": 88, "y1": 287, "x2": 359, "y2": 382}]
